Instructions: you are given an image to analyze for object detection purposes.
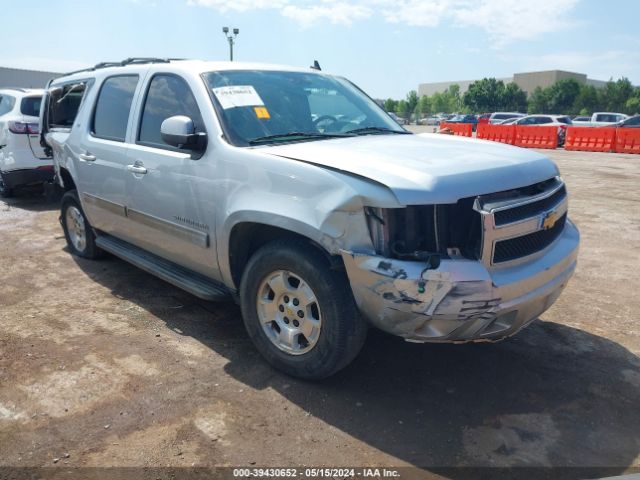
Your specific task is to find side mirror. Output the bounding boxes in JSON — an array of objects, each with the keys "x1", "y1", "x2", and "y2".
[{"x1": 161, "y1": 115, "x2": 206, "y2": 152}]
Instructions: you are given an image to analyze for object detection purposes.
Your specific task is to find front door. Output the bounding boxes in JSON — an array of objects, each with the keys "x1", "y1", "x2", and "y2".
[{"x1": 124, "y1": 73, "x2": 219, "y2": 277}]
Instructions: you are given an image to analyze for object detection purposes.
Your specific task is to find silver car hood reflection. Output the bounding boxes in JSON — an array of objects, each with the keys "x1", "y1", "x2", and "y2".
[{"x1": 264, "y1": 133, "x2": 559, "y2": 205}]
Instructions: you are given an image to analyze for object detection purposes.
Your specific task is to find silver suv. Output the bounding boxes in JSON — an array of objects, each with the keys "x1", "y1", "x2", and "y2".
[{"x1": 42, "y1": 58, "x2": 579, "y2": 379}]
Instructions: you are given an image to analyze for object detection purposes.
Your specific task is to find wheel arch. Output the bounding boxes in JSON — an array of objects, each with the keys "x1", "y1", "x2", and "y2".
[{"x1": 226, "y1": 219, "x2": 338, "y2": 291}]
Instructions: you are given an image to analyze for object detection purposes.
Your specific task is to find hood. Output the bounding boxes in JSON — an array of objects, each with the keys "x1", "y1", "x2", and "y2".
[{"x1": 264, "y1": 133, "x2": 559, "y2": 205}]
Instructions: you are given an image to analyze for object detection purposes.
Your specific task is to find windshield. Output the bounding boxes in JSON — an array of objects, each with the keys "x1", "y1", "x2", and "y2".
[{"x1": 202, "y1": 70, "x2": 406, "y2": 146}]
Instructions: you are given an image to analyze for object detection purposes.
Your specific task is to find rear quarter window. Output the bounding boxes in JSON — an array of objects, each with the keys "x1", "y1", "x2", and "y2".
[
  {"x1": 20, "y1": 96, "x2": 42, "y2": 117},
  {"x1": 0, "y1": 94, "x2": 16, "y2": 116},
  {"x1": 48, "y1": 83, "x2": 90, "y2": 129}
]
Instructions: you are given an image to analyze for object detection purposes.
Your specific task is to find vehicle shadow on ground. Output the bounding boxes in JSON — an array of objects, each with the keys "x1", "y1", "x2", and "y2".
[
  {"x1": 0, "y1": 184, "x2": 60, "y2": 212},
  {"x1": 73, "y1": 254, "x2": 640, "y2": 477}
]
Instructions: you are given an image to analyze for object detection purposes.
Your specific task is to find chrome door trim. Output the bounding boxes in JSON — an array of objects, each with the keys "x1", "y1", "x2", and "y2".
[{"x1": 126, "y1": 208, "x2": 210, "y2": 248}]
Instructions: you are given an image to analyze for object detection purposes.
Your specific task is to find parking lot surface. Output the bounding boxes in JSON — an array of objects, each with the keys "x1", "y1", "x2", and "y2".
[{"x1": 1, "y1": 147, "x2": 639, "y2": 477}]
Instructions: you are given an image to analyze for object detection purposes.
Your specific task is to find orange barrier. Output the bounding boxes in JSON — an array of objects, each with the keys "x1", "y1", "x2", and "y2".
[
  {"x1": 476, "y1": 124, "x2": 516, "y2": 145},
  {"x1": 614, "y1": 128, "x2": 640, "y2": 154},
  {"x1": 514, "y1": 126, "x2": 558, "y2": 149},
  {"x1": 564, "y1": 127, "x2": 616, "y2": 152},
  {"x1": 439, "y1": 122, "x2": 473, "y2": 137}
]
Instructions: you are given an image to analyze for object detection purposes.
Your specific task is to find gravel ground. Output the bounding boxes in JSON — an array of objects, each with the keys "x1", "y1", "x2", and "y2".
[{"x1": 1, "y1": 146, "x2": 639, "y2": 479}]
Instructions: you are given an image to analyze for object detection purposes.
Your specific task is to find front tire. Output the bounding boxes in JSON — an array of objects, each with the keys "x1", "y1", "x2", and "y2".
[
  {"x1": 61, "y1": 190, "x2": 103, "y2": 259},
  {"x1": 240, "y1": 239, "x2": 367, "y2": 379}
]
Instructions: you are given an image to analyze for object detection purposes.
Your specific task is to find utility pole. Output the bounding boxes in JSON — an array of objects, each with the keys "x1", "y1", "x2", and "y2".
[{"x1": 222, "y1": 27, "x2": 239, "y2": 61}]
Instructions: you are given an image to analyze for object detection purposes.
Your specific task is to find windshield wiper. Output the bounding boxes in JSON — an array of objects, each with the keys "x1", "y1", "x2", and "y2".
[
  {"x1": 249, "y1": 132, "x2": 353, "y2": 145},
  {"x1": 346, "y1": 126, "x2": 411, "y2": 136}
]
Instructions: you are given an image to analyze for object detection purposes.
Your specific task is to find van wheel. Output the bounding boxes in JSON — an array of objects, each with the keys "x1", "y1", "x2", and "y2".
[
  {"x1": 0, "y1": 175, "x2": 13, "y2": 198},
  {"x1": 240, "y1": 239, "x2": 367, "y2": 379},
  {"x1": 61, "y1": 190, "x2": 103, "y2": 259}
]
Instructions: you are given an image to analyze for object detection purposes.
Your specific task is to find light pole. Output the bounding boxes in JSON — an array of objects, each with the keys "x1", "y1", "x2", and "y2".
[{"x1": 222, "y1": 27, "x2": 239, "y2": 61}]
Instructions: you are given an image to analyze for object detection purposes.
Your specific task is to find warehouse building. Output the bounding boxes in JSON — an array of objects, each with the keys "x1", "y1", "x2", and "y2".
[
  {"x1": 418, "y1": 70, "x2": 608, "y2": 97},
  {"x1": 0, "y1": 66, "x2": 60, "y2": 89}
]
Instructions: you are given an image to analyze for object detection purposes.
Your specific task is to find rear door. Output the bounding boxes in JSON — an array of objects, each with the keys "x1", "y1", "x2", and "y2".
[{"x1": 77, "y1": 74, "x2": 143, "y2": 238}]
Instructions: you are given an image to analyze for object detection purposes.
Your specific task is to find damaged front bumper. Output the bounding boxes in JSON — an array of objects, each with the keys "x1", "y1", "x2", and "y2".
[{"x1": 340, "y1": 220, "x2": 580, "y2": 343}]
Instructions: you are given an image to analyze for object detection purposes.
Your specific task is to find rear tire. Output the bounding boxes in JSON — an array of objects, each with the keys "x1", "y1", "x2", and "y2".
[
  {"x1": 61, "y1": 190, "x2": 104, "y2": 259},
  {"x1": 0, "y1": 174, "x2": 13, "y2": 198},
  {"x1": 239, "y1": 238, "x2": 367, "y2": 379}
]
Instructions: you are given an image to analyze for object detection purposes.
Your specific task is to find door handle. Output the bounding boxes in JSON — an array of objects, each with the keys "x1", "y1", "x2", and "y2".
[
  {"x1": 79, "y1": 153, "x2": 96, "y2": 162},
  {"x1": 127, "y1": 164, "x2": 147, "y2": 174}
]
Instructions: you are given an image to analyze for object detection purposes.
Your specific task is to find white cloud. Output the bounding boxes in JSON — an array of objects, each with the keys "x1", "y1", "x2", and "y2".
[
  {"x1": 282, "y1": 3, "x2": 372, "y2": 27},
  {"x1": 188, "y1": 0, "x2": 581, "y2": 46},
  {"x1": 377, "y1": 0, "x2": 466, "y2": 28},
  {"x1": 452, "y1": 0, "x2": 580, "y2": 48},
  {"x1": 187, "y1": 0, "x2": 287, "y2": 13}
]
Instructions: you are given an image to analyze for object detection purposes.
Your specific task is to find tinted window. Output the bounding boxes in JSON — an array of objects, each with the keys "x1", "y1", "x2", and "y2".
[
  {"x1": 49, "y1": 83, "x2": 88, "y2": 128},
  {"x1": 623, "y1": 116, "x2": 640, "y2": 126},
  {"x1": 0, "y1": 94, "x2": 16, "y2": 116},
  {"x1": 557, "y1": 117, "x2": 572, "y2": 124},
  {"x1": 93, "y1": 75, "x2": 138, "y2": 141},
  {"x1": 138, "y1": 75, "x2": 203, "y2": 147},
  {"x1": 20, "y1": 96, "x2": 42, "y2": 117},
  {"x1": 536, "y1": 117, "x2": 552, "y2": 124},
  {"x1": 519, "y1": 117, "x2": 536, "y2": 125},
  {"x1": 595, "y1": 114, "x2": 618, "y2": 123}
]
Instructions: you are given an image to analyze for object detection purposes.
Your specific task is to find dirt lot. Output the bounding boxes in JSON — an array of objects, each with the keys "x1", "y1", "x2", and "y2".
[{"x1": 1, "y1": 146, "x2": 639, "y2": 478}]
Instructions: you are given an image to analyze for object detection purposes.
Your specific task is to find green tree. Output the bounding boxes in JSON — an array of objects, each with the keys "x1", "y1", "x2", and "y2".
[
  {"x1": 573, "y1": 85, "x2": 600, "y2": 115},
  {"x1": 502, "y1": 82, "x2": 527, "y2": 112},
  {"x1": 418, "y1": 95, "x2": 431, "y2": 116},
  {"x1": 528, "y1": 87, "x2": 550, "y2": 114},
  {"x1": 406, "y1": 90, "x2": 419, "y2": 118},
  {"x1": 430, "y1": 92, "x2": 449, "y2": 113},
  {"x1": 600, "y1": 78, "x2": 634, "y2": 112},
  {"x1": 447, "y1": 84, "x2": 462, "y2": 112},
  {"x1": 546, "y1": 78, "x2": 581, "y2": 114},
  {"x1": 395, "y1": 100, "x2": 409, "y2": 120},
  {"x1": 463, "y1": 78, "x2": 506, "y2": 112},
  {"x1": 383, "y1": 98, "x2": 398, "y2": 113}
]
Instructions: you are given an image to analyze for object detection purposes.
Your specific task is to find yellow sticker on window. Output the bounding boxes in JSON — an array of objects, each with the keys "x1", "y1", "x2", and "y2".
[{"x1": 254, "y1": 106, "x2": 271, "y2": 119}]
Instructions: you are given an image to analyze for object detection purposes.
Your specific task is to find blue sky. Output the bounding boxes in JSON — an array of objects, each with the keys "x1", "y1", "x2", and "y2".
[{"x1": 2, "y1": 0, "x2": 639, "y2": 99}]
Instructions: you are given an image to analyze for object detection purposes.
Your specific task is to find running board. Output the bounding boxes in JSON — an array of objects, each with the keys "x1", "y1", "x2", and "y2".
[{"x1": 95, "y1": 233, "x2": 231, "y2": 302}]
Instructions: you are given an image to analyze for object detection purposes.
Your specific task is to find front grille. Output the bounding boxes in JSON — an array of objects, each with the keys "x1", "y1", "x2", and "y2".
[
  {"x1": 494, "y1": 186, "x2": 566, "y2": 226},
  {"x1": 493, "y1": 214, "x2": 567, "y2": 263}
]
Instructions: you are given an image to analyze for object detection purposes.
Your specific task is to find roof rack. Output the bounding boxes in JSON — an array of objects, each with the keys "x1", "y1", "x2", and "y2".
[{"x1": 62, "y1": 57, "x2": 189, "y2": 77}]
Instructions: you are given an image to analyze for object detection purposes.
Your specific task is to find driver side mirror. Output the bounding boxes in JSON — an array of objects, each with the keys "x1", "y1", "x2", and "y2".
[{"x1": 161, "y1": 115, "x2": 207, "y2": 153}]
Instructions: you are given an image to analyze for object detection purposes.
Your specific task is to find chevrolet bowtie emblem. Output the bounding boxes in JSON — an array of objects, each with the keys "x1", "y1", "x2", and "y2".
[{"x1": 541, "y1": 210, "x2": 559, "y2": 230}]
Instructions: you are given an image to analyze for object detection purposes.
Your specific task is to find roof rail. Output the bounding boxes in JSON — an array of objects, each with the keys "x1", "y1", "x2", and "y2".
[
  {"x1": 61, "y1": 57, "x2": 189, "y2": 77},
  {"x1": 0, "y1": 87, "x2": 28, "y2": 92}
]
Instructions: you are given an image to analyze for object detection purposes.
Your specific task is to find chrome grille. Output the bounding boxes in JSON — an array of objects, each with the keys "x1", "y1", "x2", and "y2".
[
  {"x1": 493, "y1": 213, "x2": 567, "y2": 263},
  {"x1": 475, "y1": 177, "x2": 568, "y2": 266}
]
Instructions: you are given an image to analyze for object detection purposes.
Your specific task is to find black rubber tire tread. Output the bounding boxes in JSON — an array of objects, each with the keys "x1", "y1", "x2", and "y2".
[
  {"x1": 240, "y1": 238, "x2": 367, "y2": 379},
  {"x1": 60, "y1": 189, "x2": 104, "y2": 259},
  {"x1": 0, "y1": 174, "x2": 13, "y2": 198}
]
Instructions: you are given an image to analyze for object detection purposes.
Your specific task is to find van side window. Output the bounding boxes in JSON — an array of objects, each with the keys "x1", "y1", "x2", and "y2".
[
  {"x1": 138, "y1": 74, "x2": 203, "y2": 148},
  {"x1": 92, "y1": 75, "x2": 138, "y2": 142}
]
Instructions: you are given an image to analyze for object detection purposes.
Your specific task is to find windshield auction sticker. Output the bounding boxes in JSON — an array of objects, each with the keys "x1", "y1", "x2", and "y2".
[{"x1": 212, "y1": 85, "x2": 264, "y2": 109}]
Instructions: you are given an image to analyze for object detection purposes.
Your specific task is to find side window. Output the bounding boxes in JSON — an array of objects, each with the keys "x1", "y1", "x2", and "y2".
[
  {"x1": 92, "y1": 75, "x2": 138, "y2": 142},
  {"x1": 138, "y1": 74, "x2": 203, "y2": 148},
  {"x1": 0, "y1": 94, "x2": 16, "y2": 116},
  {"x1": 48, "y1": 82, "x2": 89, "y2": 129}
]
